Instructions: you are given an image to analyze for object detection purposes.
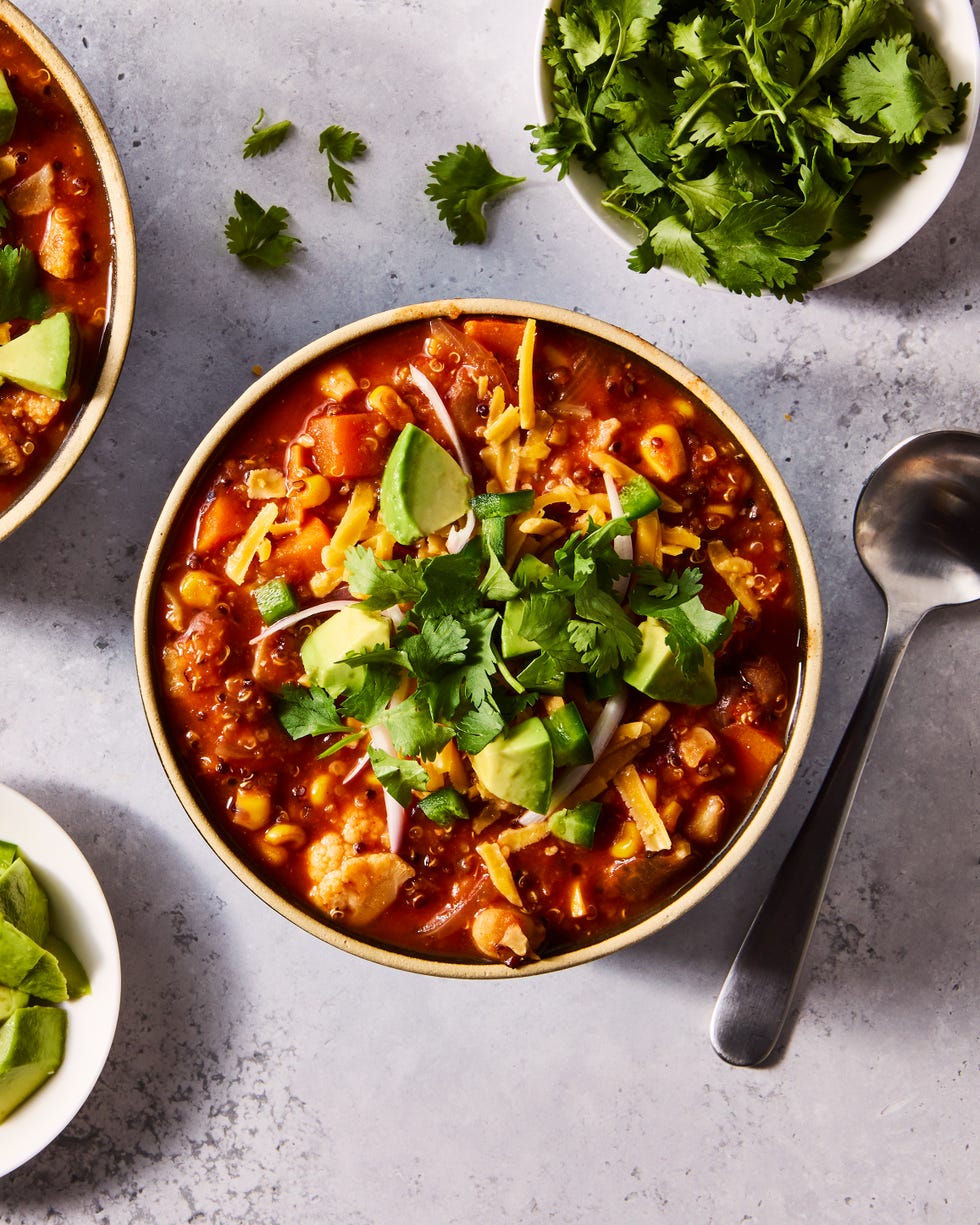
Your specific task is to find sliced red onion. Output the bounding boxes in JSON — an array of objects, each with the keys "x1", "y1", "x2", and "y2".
[
  {"x1": 249, "y1": 598, "x2": 356, "y2": 644},
  {"x1": 408, "y1": 364, "x2": 473, "y2": 478},
  {"x1": 519, "y1": 688, "x2": 629, "y2": 825},
  {"x1": 602, "y1": 471, "x2": 633, "y2": 601},
  {"x1": 368, "y1": 722, "x2": 407, "y2": 854},
  {"x1": 342, "y1": 753, "x2": 370, "y2": 785}
]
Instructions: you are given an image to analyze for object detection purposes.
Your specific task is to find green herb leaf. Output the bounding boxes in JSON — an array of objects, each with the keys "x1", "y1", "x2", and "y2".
[
  {"x1": 424, "y1": 143, "x2": 525, "y2": 244},
  {"x1": 345, "y1": 545, "x2": 427, "y2": 608},
  {"x1": 318, "y1": 125, "x2": 367, "y2": 202},
  {"x1": 243, "y1": 109, "x2": 293, "y2": 158},
  {"x1": 225, "y1": 190, "x2": 301, "y2": 268},
  {"x1": 0, "y1": 245, "x2": 48, "y2": 323},
  {"x1": 631, "y1": 567, "x2": 737, "y2": 676},
  {"x1": 367, "y1": 746, "x2": 430, "y2": 807},
  {"x1": 276, "y1": 684, "x2": 348, "y2": 739}
]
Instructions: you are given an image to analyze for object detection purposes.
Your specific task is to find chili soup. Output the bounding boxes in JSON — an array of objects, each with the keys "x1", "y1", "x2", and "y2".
[
  {"x1": 137, "y1": 302, "x2": 821, "y2": 975},
  {"x1": 0, "y1": 4, "x2": 134, "y2": 539}
]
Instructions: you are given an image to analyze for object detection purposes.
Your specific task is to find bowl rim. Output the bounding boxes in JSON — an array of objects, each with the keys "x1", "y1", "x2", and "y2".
[
  {"x1": 134, "y1": 297, "x2": 823, "y2": 979},
  {"x1": 0, "y1": 781, "x2": 122, "y2": 1175},
  {"x1": 531, "y1": 0, "x2": 980, "y2": 292},
  {"x1": 0, "y1": 0, "x2": 138, "y2": 544}
]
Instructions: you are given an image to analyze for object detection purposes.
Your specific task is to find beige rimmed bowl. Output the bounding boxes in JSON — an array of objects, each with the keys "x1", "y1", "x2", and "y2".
[
  {"x1": 134, "y1": 299, "x2": 823, "y2": 978},
  {"x1": 0, "y1": 0, "x2": 137, "y2": 544}
]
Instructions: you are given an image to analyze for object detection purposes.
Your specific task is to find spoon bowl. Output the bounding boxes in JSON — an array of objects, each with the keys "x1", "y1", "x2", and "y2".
[
  {"x1": 710, "y1": 429, "x2": 980, "y2": 1066},
  {"x1": 856, "y1": 430, "x2": 980, "y2": 611}
]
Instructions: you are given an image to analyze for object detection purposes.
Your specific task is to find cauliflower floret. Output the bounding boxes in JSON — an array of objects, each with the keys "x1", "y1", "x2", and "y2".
[
  {"x1": 309, "y1": 851, "x2": 414, "y2": 927},
  {"x1": 340, "y1": 806, "x2": 386, "y2": 850}
]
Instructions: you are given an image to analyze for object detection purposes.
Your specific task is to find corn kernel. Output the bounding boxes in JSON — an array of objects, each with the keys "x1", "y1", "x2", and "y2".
[
  {"x1": 290, "y1": 474, "x2": 331, "y2": 509},
  {"x1": 259, "y1": 842, "x2": 288, "y2": 867},
  {"x1": 232, "y1": 788, "x2": 271, "y2": 830},
  {"x1": 639, "y1": 423, "x2": 688, "y2": 484},
  {"x1": 178, "y1": 570, "x2": 222, "y2": 610},
  {"x1": 610, "y1": 820, "x2": 643, "y2": 859},
  {"x1": 308, "y1": 774, "x2": 331, "y2": 807},
  {"x1": 264, "y1": 822, "x2": 306, "y2": 849}
]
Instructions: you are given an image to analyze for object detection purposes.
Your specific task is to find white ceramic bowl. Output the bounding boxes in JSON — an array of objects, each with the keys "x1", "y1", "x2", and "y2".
[
  {"x1": 533, "y1": 0, "x2": 980, "y2": 290},
  {"x1": 0, "y1": 782, "x2": 121, "y2": 1176}
]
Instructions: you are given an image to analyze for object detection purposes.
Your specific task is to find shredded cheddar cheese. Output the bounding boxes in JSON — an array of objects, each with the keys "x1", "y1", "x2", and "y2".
[
  {"x1": 517, "y1": 317, "x2": 536, "y2": 431},
  {"x1": 476, "y1": 841, "x2": 523, "y2": 908},
  {"x1": 225, "y1": 502, "x2": 278, "y2": 585}
]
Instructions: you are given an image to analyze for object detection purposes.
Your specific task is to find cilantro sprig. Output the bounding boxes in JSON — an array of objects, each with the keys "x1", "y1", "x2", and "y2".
[
  {"x1": 243, "y1": 109, "x2": 293, "y2": 159},
  {"x1": 225, "y1": 190, "x2": 301, "y2": 268},
  {"x1": 424, "y1": 143, "x2": 525, "y2": 244},
  {"x1": 630, "y1": 566, "x2": 737, "y2": 678},
  {"x1": 318, "y1": 125, "x2": 367, "y2": 202},
  {"x1": 0, "y1": 245, "x2": 48, "y2": 324},
  {"x1": 529, "y1": 0, "x2": 969, "y2": 297}
]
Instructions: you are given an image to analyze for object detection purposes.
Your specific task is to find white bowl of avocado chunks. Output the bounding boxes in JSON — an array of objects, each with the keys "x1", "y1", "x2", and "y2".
[{"x1": 0, "y1": 784, "x2": 120, "y2": 1176}]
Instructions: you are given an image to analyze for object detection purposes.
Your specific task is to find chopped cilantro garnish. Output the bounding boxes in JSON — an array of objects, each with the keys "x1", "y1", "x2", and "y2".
[
  {"x1": 366, "y1": 746, "x2": 429, "y2": 808},
  {"x1": 424, "y1": 143, "x2": 525, "y2": 245},
  {"x1": 225, "y1": 190, "x2": 301, "y2": 268},
  {"x1": 243, "y1": 109, "x2": 293, "y2": 159},
  {"x1": 529, "y1": 0, "x2": 969, "y2": 297},
  {"x1": 318, "y1": 125, "x2": 367, "y2": 202},
  {"x1": 0, "y1": 245, "x2": 48, "y2": 324},
  {"x1": 630, "y1": 566, "x2": 737, "y2": 678},
  {"x1": 276, "y1": 684, "x2": 348, "y2": 740}
]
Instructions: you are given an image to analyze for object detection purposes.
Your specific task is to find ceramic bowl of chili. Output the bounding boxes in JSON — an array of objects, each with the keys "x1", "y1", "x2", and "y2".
[
  {"x1": 134, "y1": 299, "x2": 823, "y2": 978},
  {"x1": 0, "y1": 0, "x2": 137, "y2": 544}
]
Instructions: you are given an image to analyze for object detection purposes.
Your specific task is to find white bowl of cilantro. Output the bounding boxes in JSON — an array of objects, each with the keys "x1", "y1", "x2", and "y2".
[
  {"x1": 531, "y1": 0, "x2": 979, "y2": 297},
  {"x1": 0, "y1": 783, "x2": 120, "y2": 1176}
]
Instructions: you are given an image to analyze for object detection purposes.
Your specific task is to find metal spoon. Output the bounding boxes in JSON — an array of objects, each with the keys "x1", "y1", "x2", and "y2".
[{"x1": 710, "y1": 429, "x2": 980, "y2": 1067}]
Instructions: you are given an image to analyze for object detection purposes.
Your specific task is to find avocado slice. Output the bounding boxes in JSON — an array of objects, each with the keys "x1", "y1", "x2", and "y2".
[
  {"x1": 0, "y1": 841, "x2": 18, "y2": 873},
  {"x1": 500, "y1": 598, "x2": 536, "y2": 659},
  {"x1": 14, "y1": 947, "x2": 67, "y2": 1003},
  {"x1": 0, "y1": 1006, "x2": 67, "y2": 1123},
  {"x1": 0, "y1": 917, "x2": 48, "y2": 990},
  {"x1": 623, "y1": 618, "x2": 717, "y2": 706},
  {"x1": 471, "y1": 717, "x2": 554, "y2": 814},
  {"x1": 300, "y1": 604, "x2": 391, "y2": 696},
  {"x1": 0, "y1": 311, "x2": 77, "y2": 400},
  {"x1": 0, "y1": 856, "x2": 50, "y2": 946},
  {"x1": 0, "y1": 985, "x2": 29, "y2": 1023},
  {"x1": 0, "y1": 71, "x2": 17, "y2": 144},
  {"x1": 44, "y1": 934, "x2": 90, "y2": 999},
  {"x1": 379, "y1": 423, "x2": 472, "y2": 546}
]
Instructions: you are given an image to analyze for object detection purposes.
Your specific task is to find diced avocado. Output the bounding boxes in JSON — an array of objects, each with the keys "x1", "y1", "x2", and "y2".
[
  {"x1": 300, "y1": 604, "x2": 391, "y2": 696},
  {"x1": 0, "y1": 985, "x2": 29, "y2": 1023},
  {"x1": 0, "y1": 1006, "x2": 67, "y2": 1123},
  {"x1": 0, "y1": 917, "x2": 47, "y2": 990},
  {"x1": 0, "y1": 312, "x2": 76, "y2": 400},
  {"x1": 16, "y1": 948, "x2": 67, "y2": 1003},
  {"x1": 0, "y1": 71, "x2": 17, "y2": 144},
  {"x1": 623, "y1": 618, "x2": 717, "y2": 705},
  {"x1": 0, "y1": 841, "x2": 18, "y2": 873},
  {"x1": 379, "y1": 423, "x2": 472, "y2": 546},
  {"x1": 44, "y1": 934, "x2": 90, "y2": 999},
  {"x1": 500, "y1": 598, "x2": 536, "y2": 658},
  {"x1": 471, "y1": 717, "x2": 554, "y2": 814},
  {"x1": 0, "y1": 856, "x2": 50, "y2": 946}
]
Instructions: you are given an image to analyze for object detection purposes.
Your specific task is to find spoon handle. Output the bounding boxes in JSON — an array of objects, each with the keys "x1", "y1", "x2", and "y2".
[{"x1": 709, "y1": 611, "x2": 919, "y2": 1066}]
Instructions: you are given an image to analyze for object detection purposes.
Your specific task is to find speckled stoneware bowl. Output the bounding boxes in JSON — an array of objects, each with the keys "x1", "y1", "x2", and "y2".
[
  {"x1": 0, "y1": 0, "x2": 137, "y2": 544},
  {"x1": 134, "y1": 299, "x2": 823, "y2": 979}
]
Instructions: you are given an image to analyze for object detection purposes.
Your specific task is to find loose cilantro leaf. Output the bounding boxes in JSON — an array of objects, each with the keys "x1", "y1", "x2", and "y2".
[
  {"x1": 243, "y1": 109, "x2": 293, "y2": 158},
  {"x1": 424, "y1": 143, "x2": 525, "y2": 245},
  {"x1": 367, "y1": 746, "x2": 429, "y2": 807},
  {"x1": 225, "y1": 191, "x2": 301, "y2": 268},
  {"x1": 0, "y1": 245, "x2": 48, "y2": 323},
  {"x1": 382, "y1": 693, "x2": 453, "y2": 761},
  {"x1": 530, "y1": 0, "x2": 968, "y2": 297},
  {"x1": 318, "y1": 125, "x2": 367, "y2": 202},
  {"x1": 276, "y1": 684, "x2": 349, "y2": 739}
]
